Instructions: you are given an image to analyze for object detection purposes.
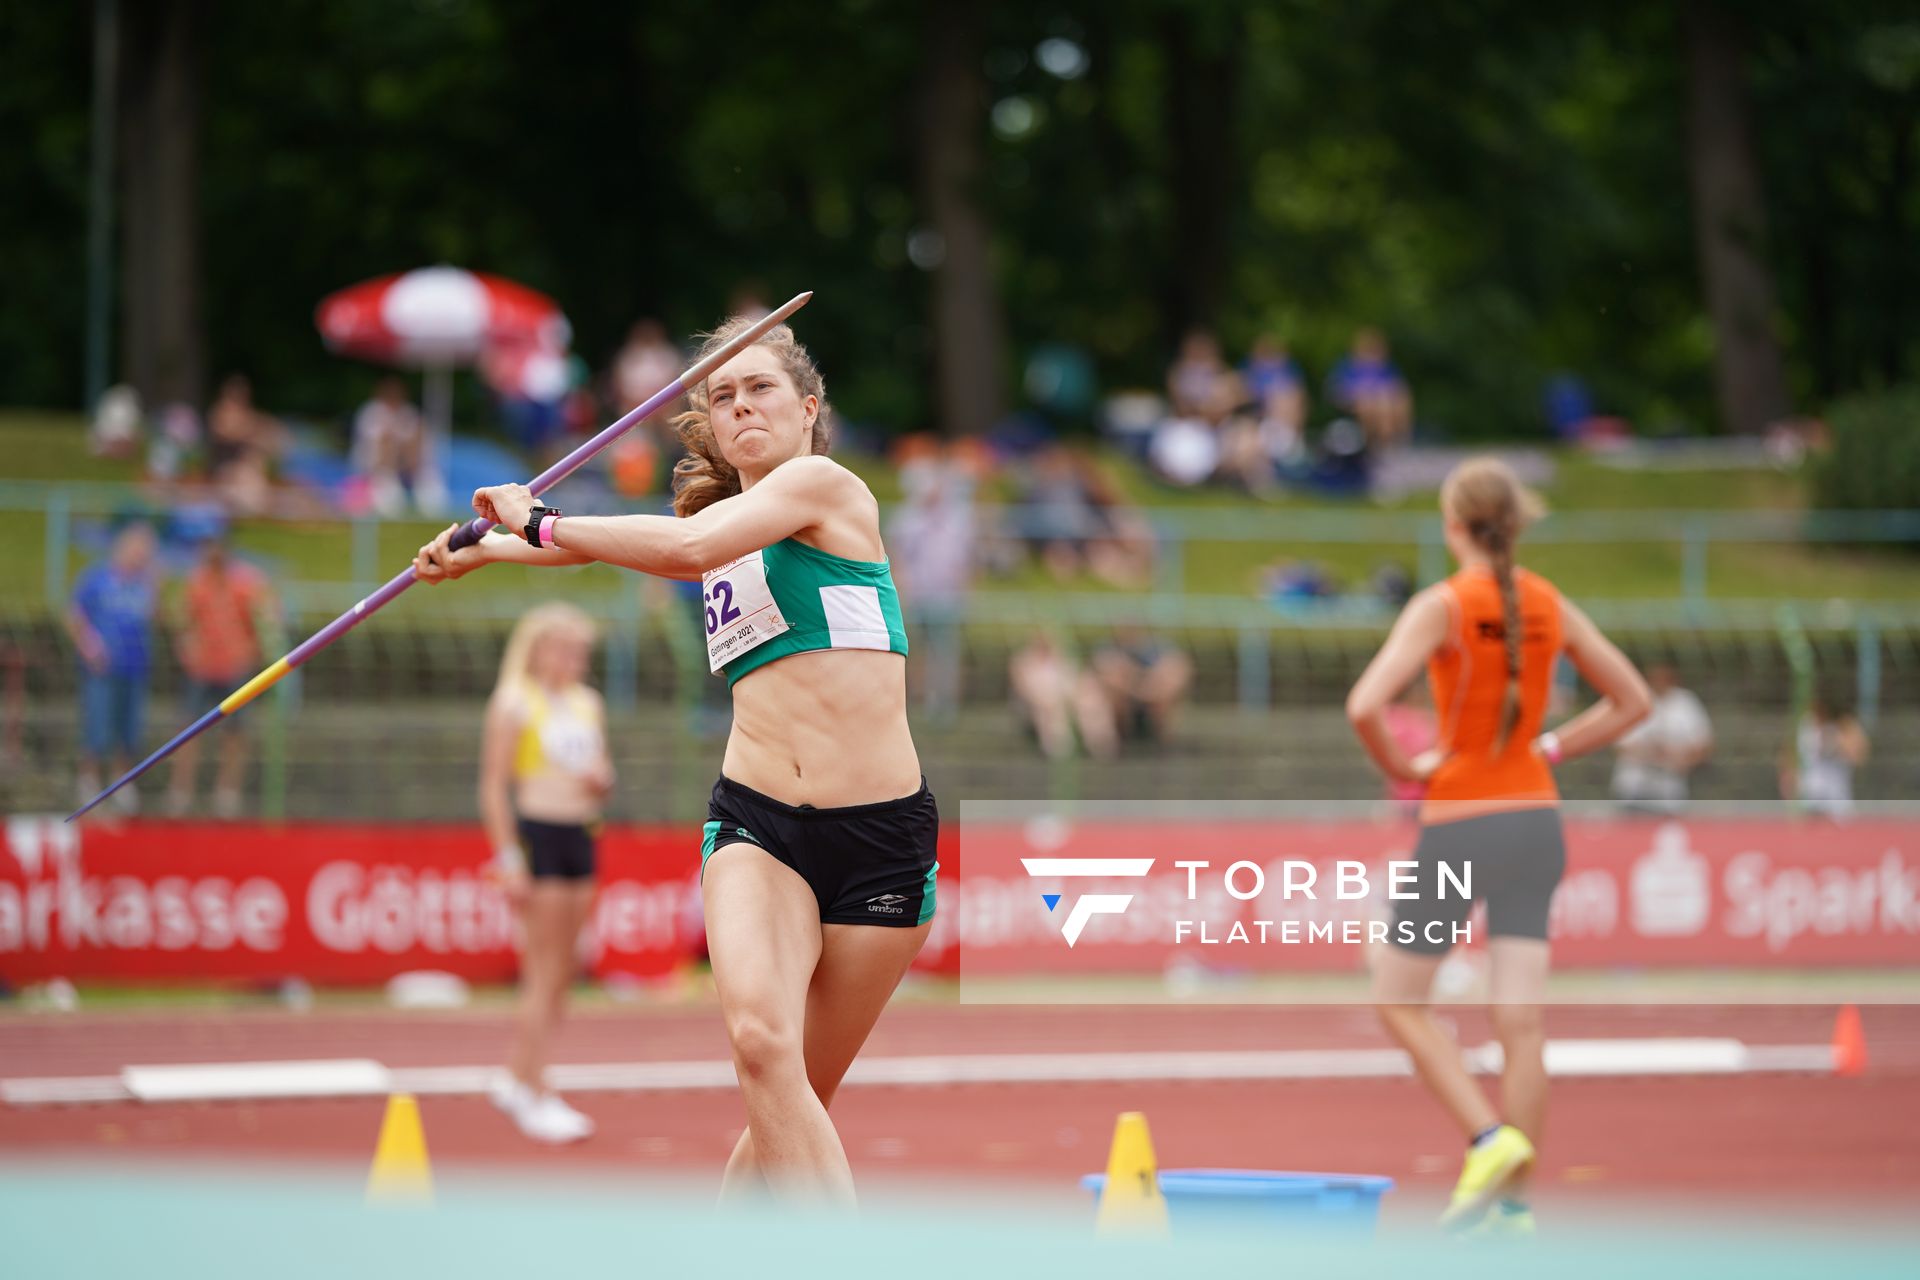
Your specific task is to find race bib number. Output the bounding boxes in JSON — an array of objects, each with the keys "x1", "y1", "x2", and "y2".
[{"x1": 703, "y1": 552, "x2": 789, "y2": 674}]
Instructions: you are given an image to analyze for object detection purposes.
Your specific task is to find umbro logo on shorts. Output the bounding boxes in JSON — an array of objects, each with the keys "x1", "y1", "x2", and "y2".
[{"x1": 866, "y1": 893, "x2": 909, "y2": 915}]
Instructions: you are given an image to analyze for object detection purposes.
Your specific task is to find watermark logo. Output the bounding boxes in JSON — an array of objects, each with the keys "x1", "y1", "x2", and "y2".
[{"x1": 1021, "y1": 858, "x2": 1155, "y2": 946}]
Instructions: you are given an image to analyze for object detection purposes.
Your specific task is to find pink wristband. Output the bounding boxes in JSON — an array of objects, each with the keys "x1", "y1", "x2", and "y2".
[
  {"x1": 537, "y1": 514, "x2": 560, "y2": 548},
  {"x1": 1538, "y1": 731, "x2": 1564, "y2": 765}
]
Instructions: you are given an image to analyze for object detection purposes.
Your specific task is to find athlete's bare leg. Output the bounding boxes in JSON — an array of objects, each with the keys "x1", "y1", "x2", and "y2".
[
  {"x1": 722, "y1": 916, "x2": 930, "y2": 1198},
  {"x1": 705, "y1": 845, "x2": 847, "y2": 1203},
  {"x1": 1372, "y1": 944, "x2": 1500, "y2": 1138},
  {"x1": 1488, "y1": 936, "x2": 1551, "y2": 1199}
]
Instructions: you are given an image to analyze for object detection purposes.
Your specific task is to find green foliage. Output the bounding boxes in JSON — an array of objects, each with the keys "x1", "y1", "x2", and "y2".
[
  {"x1": 2, "y1": 1, "x2": 1917, "y2": 444},
  {"x1": 1814, "y1": 383, "x2": 1920, "y2": 511}
]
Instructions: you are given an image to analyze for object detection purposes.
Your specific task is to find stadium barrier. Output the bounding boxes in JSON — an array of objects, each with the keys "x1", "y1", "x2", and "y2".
[{"x1": 3, "y1": 813, "x2": 1916, "y2": 986}]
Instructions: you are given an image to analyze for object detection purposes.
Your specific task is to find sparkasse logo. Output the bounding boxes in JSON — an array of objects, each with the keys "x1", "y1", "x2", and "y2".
[{"x1": 1020, "y1": 858, "x2": 1155, "y2": 946}]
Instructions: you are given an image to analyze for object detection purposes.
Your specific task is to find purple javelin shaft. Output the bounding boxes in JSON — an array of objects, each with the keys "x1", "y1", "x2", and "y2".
[{"x1": 69, "y1": 291, "x2": 813, "y2": 820}]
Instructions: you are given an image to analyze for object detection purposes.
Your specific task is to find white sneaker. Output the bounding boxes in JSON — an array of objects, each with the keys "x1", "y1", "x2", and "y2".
[
  {"x1": 490, "y1": 1077, "x2": 592, "y2": 1144},
  {"x1": 529, "y1": 1093, "x2": 594, "y2": 1142}
]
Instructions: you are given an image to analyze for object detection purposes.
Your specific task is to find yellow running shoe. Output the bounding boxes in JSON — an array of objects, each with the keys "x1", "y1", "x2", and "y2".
[{"x1": 1439, "y1": 1125, "x2": 1535, "y2": 1230}]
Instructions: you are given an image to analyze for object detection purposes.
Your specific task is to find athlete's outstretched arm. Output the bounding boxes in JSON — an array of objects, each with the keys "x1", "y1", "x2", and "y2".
[
  {"x1": 1546, "y1": 598, "x2": 1651, "y2": 760},
  {"x1": 413, "y1": 522, "x2": 595, "y2": 583},
  {"x1": 1347, "y1": 587, "x2": 1450, "y2": 782},
  {"x1": 414, "y1": 457, "x2": 864, "y2": 585},
  {"x1": 540, "y1": 457, "x2": 860, "y2": 577}
]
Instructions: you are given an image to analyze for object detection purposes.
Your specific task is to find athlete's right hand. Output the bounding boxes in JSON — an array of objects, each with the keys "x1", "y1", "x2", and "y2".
[
  {"x1": 1406, "y1": 748, "x2": 1449, "y2": 781},
  {"x1": 414, "y1": 523, "x2": 489, "y2": 584}
]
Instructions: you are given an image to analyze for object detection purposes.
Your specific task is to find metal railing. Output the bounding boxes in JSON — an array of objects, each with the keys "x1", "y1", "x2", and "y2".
[{"x1": 12, "y1": 478, "x2": 1920, "y2": 610}]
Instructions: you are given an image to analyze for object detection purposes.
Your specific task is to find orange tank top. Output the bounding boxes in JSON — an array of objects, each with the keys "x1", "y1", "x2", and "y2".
[{"x1": 1422, "y1": 566, "x2": 1564, "y2": 821}]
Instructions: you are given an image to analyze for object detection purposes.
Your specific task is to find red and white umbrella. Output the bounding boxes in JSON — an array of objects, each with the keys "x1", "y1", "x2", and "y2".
[
  {"x1": 316, "y1": 266, "x2": 571, "y2": 367},
  {"x1": 315, "y1": 267, "x2": 573, "y2": 507}
]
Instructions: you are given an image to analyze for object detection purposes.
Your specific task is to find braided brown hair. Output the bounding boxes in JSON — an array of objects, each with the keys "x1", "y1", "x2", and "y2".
[
  {"x1": 671, "y1": 317, "x2": 833, "y2": 518},
  {"x1": 1443, "y1": 458, "x2": 1546, "y2": 754}
]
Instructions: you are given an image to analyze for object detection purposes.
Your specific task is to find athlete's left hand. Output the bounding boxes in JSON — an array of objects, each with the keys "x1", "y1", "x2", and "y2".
[
  {"x1": 1406, "y1": 748, "x2": 1448, "y2": 781},
  {"x1": 473, "y1": 482, "x2": 535, "y2": 532},
  {"x1": 585, "y1": 758, "x2": 616, "y2": 796}
]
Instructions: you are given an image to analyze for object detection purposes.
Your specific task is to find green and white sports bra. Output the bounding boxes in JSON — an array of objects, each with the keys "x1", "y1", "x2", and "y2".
[{"x1": 701, "y1": 537, "x2": 909, "y2": 687}]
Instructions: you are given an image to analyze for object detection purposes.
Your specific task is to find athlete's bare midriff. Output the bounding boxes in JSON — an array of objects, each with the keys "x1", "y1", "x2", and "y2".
[{"x1": 721, "y1": 647, "x2": 921, "y2": 807}]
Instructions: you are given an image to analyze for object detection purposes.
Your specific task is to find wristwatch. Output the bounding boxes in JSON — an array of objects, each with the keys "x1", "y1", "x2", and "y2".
[{"x1": 523, "y1": 504, "x2": 562, "y2": 548}]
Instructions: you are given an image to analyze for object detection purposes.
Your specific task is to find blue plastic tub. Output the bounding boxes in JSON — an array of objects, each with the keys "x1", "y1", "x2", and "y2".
[{"x1": 1082, "y1": 1168, "x2": 1395, "y2": 1235}]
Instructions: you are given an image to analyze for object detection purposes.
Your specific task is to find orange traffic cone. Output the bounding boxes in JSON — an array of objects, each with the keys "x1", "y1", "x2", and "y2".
[{"x1": 1832, "y1": 1004, "x2": 1868, "y2": 1077}]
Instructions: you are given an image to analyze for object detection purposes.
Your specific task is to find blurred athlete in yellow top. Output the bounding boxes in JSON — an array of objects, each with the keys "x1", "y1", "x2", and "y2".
[
  {"x1": 1347, "y1": 458, "x2": 1650, "y2": 1233},
  {"x1": 481, "y1": 602, "x2": 613, "y2": 1144}
]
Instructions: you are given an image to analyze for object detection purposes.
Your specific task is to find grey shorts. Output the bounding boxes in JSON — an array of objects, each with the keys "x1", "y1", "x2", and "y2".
[{"x1": 1391, "y1": 807, "x2": 1566, "y2": 954}]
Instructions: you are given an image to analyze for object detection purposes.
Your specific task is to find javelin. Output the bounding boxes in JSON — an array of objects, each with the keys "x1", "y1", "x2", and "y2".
[{"x1": 70, "y1": 290, "x2": 814, "y2": 821}]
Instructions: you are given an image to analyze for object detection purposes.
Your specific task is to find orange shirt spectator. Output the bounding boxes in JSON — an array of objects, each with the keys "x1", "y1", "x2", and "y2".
[{"x1": 179, "y1": 550, "x2": 271, "y2": 685}]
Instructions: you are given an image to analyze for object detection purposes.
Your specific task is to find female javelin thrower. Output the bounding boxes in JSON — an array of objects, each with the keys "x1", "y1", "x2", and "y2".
[
  {"x1": 482, "y1": 602, "x2": 610, "y2": 1144},
  {"x1": 414, "y1": 318, "x2": 934, "y2": 1203},
  {"x1": 1345, "y1": 458, "x2": 1650, "y2": 1234}
]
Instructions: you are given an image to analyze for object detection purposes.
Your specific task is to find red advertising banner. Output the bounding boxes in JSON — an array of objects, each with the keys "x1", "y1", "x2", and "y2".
[
  {"x1": 0, "y1": 817, "x2": 702, "y2": 984},
  {"x1": 946, "y1": 816, "x2": 1920, "y2": 975},
  {"x1": 3, "y1": 815, "x2": 1914, "y2": 984}
]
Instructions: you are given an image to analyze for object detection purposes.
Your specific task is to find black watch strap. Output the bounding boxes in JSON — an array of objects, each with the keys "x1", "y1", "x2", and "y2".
[{"x1": 523, "y1": 503, "x2": 562, "y2": 547}]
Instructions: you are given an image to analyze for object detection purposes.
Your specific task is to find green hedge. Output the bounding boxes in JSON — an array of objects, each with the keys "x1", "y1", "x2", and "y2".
[{"x1": 1815, "y1": 384, "x2": 1920, "y2": 511}]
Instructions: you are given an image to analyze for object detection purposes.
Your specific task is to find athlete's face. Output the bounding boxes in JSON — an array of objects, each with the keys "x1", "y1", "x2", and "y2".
[
  {"x1": 706, "y1": 349, "x2": 817, "y2": 475},
  {"x1": 532, "y1": 627, "x2": 592, "y2": 688}
]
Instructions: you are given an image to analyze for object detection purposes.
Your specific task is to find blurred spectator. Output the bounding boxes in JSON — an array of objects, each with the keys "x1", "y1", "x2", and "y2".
[
  {"x1": 1074, "y1": 450, "x2": 1156, "y2": 588},
  {"x1": 89, "y1": 385, "x2": 144, "y2": 460},
  {"x1": 1781, "y1": 689, "x2": 1869, "y2": 820},
  {"x1": 1017, "y1": 445, "x2": 1102, "y2": 580},
  {"x1": 1544, "y1": 372, "x2": 1633, "y2": 449},
  {"x1": 610, "y1": 319, "x2": 686, "y2": 497},
  {"x1": 1327, "y1": 329, "x2": 1412, "y2": 450},
  {"x1": 888, "y1": 444, "x2": 978, "y2": 724},
  {"x1": 1091, "y1": 625, "x2": 1193, "y2": 748},
  {"x1": 352, "y1": 376, "x2": 426, "y2": 516},
  {"x1": 207, "y1": 374, "x2": 286, "y2": 514},
  {"x1": 1153, "y1": 329, "x2": 1245, "y2": 489},
  {"x1": 166, "y1": 524, "x2": 275, "y2": 818},
  {"x1": 147, "y1": 402, "x2": 204, "y2": 484},
  {"x1": 1610, "y1": 663, "x2": 1714, "y2": 814},
  {"x1": 1010, "y1": 630, "x2": 1118, "y2": 760},
  {"x1": 66, "y1": 522, "x2": 159, "y2": 814},
  {"x1": 613, "y1": 319, "x2": 684, "y2": 414},
  {"x1": 1371, "y1": 562, "x2": 1416, "y2": 610},
  {"x1": 1243, "y1": 333, "x2": 1309, "y2": 476},
  {"x1": 1264, "y1": 558, "x2": 1337, "y2": 606},
  {"x1": 1385, "y1": 684, "x2": 1436, "y2": 817},
  {"x1": 1166, "y1": 329, "x2": 1241, "y2": 419}
]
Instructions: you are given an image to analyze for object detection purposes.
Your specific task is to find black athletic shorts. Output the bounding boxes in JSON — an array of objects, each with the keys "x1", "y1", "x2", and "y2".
[
  {"x1": 518, "y1": 817, "x2": 598, "y2": 881},
  {"x1": 701, "y1": 775, "x2": 939, "y2": 927},
  {"x1": 1391, "y1": 807, "x2": 1565, "y2": 955}
]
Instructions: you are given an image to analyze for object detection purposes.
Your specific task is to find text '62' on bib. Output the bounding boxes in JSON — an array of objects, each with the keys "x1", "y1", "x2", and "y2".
[{"x1": 703, "y1": 551, "x2": 790, "y2": 674}]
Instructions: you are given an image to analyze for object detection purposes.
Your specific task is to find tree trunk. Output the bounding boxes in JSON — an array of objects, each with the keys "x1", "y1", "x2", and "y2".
[
  {"x1": 918, "y1": 0, "x2": 1003, "y2": 435},
  {"x1": 1684, "y1": 1, "x2": 1790, "y2": 434},
  {"x1": 119, "y1": 0, "x2": 204, "y2": 409},
  {"x1": 1160, "y1": 9, "x2": 1241, "y2": 341}
]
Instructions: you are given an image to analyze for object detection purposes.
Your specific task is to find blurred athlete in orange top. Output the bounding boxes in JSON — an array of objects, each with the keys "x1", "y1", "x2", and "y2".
[{"x1": 1347, "y1": 458, "x2": 1651, "y2": 1234}]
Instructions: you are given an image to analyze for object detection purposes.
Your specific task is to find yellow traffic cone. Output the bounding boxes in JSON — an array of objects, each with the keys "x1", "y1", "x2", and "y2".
[
  {"x1": 1095, "y1": 1111, "x2": 1170, "y2": 1236},
  {"x1": 365, "y1": 1093, "x2": 433, "y2": 1205}
]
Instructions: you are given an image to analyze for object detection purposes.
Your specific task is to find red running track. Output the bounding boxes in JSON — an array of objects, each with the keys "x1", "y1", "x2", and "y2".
[{"x1": 2, "y1": 1003, "x2": 1916, "y2": 1219}]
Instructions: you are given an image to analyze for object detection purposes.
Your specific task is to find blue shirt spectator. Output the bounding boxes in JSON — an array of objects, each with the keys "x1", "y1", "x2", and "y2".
[
  {"x1": 71, "y1": 537, "x2": 159, "y2": 676},
  {"x1": 1242, "y1": 334, "x2": 1304, "y2": 405},
  {"x1": 67, "y1": 521, "x2": 161, "y2": 813}
]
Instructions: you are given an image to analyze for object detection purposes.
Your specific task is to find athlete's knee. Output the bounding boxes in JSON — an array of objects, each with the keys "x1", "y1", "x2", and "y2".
[
  {"x1": 726, "y1": 1009, "x2": 803, "y2": 1084},
  {"x1": 1490, "y1": 1002, "x2": 1545, "y2": 1047}
]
